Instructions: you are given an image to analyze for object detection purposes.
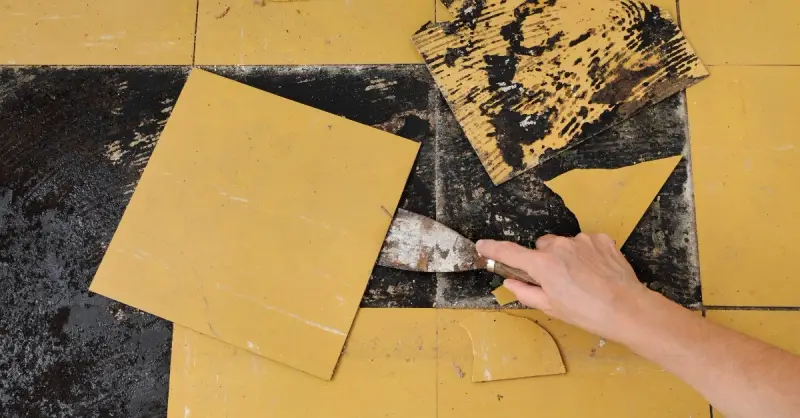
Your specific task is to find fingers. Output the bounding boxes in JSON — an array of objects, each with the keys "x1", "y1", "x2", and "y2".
[
  {"x1": 476, "y1": 239, "x2": 544, "y2": 273},
  {"x1": 503, "y1": 279, "x2": 548, "y2": 309}
]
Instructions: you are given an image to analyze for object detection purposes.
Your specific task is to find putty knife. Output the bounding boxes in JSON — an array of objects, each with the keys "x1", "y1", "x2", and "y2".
[{"x1": 378, "y1": 209, "x2": 539, "y2": 286}]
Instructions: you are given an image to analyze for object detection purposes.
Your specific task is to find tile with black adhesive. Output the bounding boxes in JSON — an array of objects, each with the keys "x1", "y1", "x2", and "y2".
[{"x1": 414, "y1": 0, "x2": 707, "y2": 184}]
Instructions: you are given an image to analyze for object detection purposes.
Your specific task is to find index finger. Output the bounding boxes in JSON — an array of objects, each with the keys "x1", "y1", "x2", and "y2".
[{"x1": 475, "y1": 239, "x2": 548, "y2": 277}]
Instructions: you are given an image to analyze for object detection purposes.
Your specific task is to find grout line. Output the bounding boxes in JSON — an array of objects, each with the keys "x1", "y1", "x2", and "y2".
[
  {"x1": 704, "y1": 306, "x2": 800, "y2": 311},
  {"x1": 192, "y1": 0, "x2": 201, "y2": 66},
  {"x1": 677, "y1": 90, "x2": 704, "y2": 309},
  {"x1": 434, "y1": 309, "x2": 439, "y2": 418}
]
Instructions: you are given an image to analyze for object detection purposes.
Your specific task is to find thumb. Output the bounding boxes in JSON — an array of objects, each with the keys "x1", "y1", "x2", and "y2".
[{"x1": 504, "y1": 279, "x2": 548, "y2": 310}]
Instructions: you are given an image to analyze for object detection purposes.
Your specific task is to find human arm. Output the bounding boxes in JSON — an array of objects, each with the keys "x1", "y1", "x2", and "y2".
[{"x1": 476, "y1": 234, "x2": 800, "y2": 418}]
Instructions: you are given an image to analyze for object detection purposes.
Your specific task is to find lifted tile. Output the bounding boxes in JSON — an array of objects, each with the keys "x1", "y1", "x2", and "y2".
[
  {"x1": 681, "y1": 0, "x2": 800, "y2": 65},
  {"x1": 0, "y1": 0, "x2": 195, "y2": 65},
  {"x1": 689, "y1": 66, "x2": 800, "y2": 307},
  {"x1": 195, "y1": 0, "x2": 435, "y2": 64},
  {"x1": 89, "y1": 69, "x2": 419, "y2": 379},
  {"x1": 414, "y1": 0, "x2": 706, "y2": 184},
  {"x1": 438, "y1": 309, "x2": 708, "y2": 417},
  {"x1": 168, "y1": 309, "x2": 437, "y2": 418}
]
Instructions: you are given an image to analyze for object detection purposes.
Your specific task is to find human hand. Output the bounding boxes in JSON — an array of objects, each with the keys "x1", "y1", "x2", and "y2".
[{"x1": 476, "y1": 234, "x2": 655, "y2": 342}]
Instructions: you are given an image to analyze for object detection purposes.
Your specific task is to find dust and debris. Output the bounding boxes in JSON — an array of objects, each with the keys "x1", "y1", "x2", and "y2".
[
  {"x1": 453, "y1": 363, "x2": 465, "y2": 378},
  {"x1": 104, "y1": 140, "x2": 127, "y2": 164},
  {"x1": 215, "y1": 5, "x2": 231, "y2": 19},
  {"x1": 365, "y1": 78, "x2": 399, "y2": 92},
  {"x1": 253, "y1": 0, "x2": 266, "y2": 5}
]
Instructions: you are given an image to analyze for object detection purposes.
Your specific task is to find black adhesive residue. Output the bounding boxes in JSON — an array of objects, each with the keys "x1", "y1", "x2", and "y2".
[
  {"x1": 568, "y1": 29, "x2": 595, "y2": 47},
  {"x1": 490, "y1": 107, "x2": 555, "y2": 169},
  {"x1": 591, "y1": 64, "x2": 660, "y2": 104}
]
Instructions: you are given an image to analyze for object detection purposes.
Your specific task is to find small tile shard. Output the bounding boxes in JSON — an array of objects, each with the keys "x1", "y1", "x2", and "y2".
[
  {"x1": 491, "y1": 286, "x2": 518, "y2": 306},
  {"x1": 460, "y1": 311, "x2": 565, "y2": 382},
  {"x1": 545, "y1": 155, "x2": 682, "y2": 249},
  {"x1": 413, "y1": 0, "x2": 707, "y2": 184}
]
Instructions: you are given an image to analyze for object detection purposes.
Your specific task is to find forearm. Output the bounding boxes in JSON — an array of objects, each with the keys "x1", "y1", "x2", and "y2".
[{"x1": 616, "y1": 291, "x2": 800, "y2": 418}]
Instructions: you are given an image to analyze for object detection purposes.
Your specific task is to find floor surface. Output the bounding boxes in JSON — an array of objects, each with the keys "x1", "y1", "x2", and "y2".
[{"x1": 1, "y1": 0, "x2": 798, "y2": 416}]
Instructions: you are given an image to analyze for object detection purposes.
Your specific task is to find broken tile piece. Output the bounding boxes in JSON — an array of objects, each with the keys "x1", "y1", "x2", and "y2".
[
  {"x1": 168, "y1": 309, "x2": 437, "y2": 418},
  {"x1": 195, "y1": 0, "x2": 435, "y2": 64},
  {"x1": 0, "y1": 0, "x2": 195, "y2": 65},
  {"x1": 89, "y1": 69, "x2": 420, "y2": 380},
  {"x1": 690, "y1": 66, "x2": 800, "y2": 307},
  {"x1": 545, "y1": 156, "x2": 682, "y2": 249},
  {"x1": 413, "y1": 0, "x2": 706, "y2": 184},
  {"x1": 460, "y1": 311, "x2": 565, "y2": 382},
  {"x1": 438, "y1": 309, "x2": 708, "y2": 417},
  {"x1": 491, "y1": 286, "x2": 518, "y2": 306}
]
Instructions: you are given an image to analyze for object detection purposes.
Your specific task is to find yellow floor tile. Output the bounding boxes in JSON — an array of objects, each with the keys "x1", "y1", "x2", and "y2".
[
  {"x1": 707, "y1": 310, "x2": 800, "y2": 418},
  {"x1": 195, "y1": 0, "x2": 435, "y2": 65},
  {"x1": 438, "y1": 310, "x2": 708, "y2": 418},
  {"x1": 168, "y1": 309, "x2": 438, "y2": 418},
  {"x1": 90, "y1": 69, "x2": 419, "y2": 380},
  {"x1": 0, "y1": 0, "x2": 195, "y2": 65},
  {"x1": 681, "y1": 0, "x2": 800, "y2": 65},
  {"x1": 689, "y1": 66, "x2": 800, "y2": 307}
]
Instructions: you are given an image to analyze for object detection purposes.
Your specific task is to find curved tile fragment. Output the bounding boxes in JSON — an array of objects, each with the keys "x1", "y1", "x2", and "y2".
[{"x1": 460, "y1": 311, "x2": 565, "y2": 382}]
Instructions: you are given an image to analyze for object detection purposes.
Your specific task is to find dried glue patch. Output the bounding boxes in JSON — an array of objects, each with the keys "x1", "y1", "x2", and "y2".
[{"x1": 413, "y1": 0, "x2": 707, "y2": 184}]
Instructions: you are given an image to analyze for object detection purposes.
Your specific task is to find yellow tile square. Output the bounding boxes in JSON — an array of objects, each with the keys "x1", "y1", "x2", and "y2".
[
  {"x1": 89, "y1": 69, "x2": 419, "y2": 379},
  {"x1": 681, "y1": 0, "x2": 800, "y2": 65},
  {"x1": 438, "y1": 310, "x2": 708, "y2": 417},
  {"x1": 168, "y1": 309, "x2": 438, "y2": 418},
  {"x1": 0, "y1": 0, "x2": 196, "y2": 65},
  {"x1": 195, "y1": 0, "x2": 435, "y2": 64},
  {"x1": 689, "y1": 66, "x2": 800, "y2": 306}
]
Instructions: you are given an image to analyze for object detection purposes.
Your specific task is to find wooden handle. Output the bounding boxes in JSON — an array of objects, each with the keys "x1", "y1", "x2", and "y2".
[{"x1": 489, "y1": 260, "x2": 540, "y2": 286}]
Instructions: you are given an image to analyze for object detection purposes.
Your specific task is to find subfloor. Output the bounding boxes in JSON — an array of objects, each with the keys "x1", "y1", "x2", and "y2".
[{"x1": 0, "y1": 0, "x2": 798, "y2": 416}]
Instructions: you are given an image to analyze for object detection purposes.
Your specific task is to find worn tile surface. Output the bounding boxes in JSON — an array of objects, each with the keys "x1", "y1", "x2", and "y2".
[
  {"x1": 690, "y1": 66, "x2": 800, "y2": 307},
  {"x1": 681, "y1": 0, "x2": 800, "y2": 65},
  {"x1": 168, "y1": 309, "x2": 437, "y2": 418},
  {"x1": 88, "y1": 69, "x2": 420, "y2": 380},
  {"x1": 414, "y1": 0, "x2": 707, "y2": 184},
  {"x1": 0, "y1": 0, "x2": 196, "y2": 65},
  {"x1": 195, "y1": 0, "x2": 435, "y2": 64}
]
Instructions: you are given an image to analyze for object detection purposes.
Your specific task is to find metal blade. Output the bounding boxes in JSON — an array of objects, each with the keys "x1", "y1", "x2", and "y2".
[{"x1": 377, "y1": 209, "x2": 483, "y2": 273}]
